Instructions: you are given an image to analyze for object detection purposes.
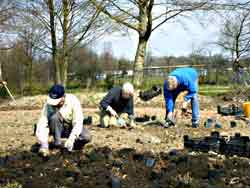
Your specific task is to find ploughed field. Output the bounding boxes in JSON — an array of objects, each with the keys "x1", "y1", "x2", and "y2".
[{"x1": 0, "y1": 93, "x2": 250, "y2": 188}]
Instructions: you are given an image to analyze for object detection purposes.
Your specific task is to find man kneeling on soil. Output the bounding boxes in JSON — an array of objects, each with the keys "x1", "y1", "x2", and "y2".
[
  {"x1": 99, "y1": 82, "x2": 135, "y2": 128},
  {"x1": 36, "y1": 84, "x2": 91, "y2": 156}
]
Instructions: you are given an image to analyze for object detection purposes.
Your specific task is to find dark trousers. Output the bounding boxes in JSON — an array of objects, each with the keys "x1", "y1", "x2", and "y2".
[{"x1": 49, "y1": 112, "x2": 91, "y2": 149}]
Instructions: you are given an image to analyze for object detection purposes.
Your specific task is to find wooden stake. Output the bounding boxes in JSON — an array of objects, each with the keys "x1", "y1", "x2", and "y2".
[{"x1": 3, "y1": 84, "x2": 16, "y2": 104}]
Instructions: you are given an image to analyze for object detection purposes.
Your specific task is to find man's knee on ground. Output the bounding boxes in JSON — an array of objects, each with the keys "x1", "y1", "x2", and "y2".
[
  {"x1": 109, "y1": 116, "x2": 118, "y2": 126},
  {"x1": 100, "y1": 114, "x2": 110, "y2": 127}
]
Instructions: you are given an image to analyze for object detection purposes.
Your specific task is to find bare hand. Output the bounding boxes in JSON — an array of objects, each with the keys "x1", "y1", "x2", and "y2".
[
  {"x1": 64, "y1": 136, "x2": 75, "y2": 151},
  {"x1": 110, "y1": 108, "x2": 118, "y2": 117}
]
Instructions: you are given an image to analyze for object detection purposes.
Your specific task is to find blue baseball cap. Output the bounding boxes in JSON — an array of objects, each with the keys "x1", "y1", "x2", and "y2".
[{"x1": 47, "y1": 84, "x2": 65, "y2": 105}]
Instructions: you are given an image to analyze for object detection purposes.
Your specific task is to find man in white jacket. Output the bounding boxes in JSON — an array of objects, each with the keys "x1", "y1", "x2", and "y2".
[{"x1": 36, "y1": 84, "x2": 91, "y2": 156}]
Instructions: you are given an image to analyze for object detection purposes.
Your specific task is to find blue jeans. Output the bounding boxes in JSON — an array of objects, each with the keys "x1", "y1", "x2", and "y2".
[
  {"x1": 166, "y1": 93, "x2": 200, "y2": 124},
  {"x1": 190, "y1": 94, "x2": 200, "y2": 123}
]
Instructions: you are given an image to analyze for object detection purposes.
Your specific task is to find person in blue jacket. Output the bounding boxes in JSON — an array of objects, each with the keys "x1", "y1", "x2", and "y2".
[{"x1": 164, "y1": 67, "x2": 200, "y2": 128}]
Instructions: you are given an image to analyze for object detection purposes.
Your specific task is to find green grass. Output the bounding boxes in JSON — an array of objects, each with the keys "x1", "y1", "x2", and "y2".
[
  {"x1": 12, "y1": 77, "x2": 234, "y2": 97},
  {"x1": 65, "y1": 83, "x2": 233, "y2": 97},
  {"x1": 199, "y1": 85, "x2": 232, "y2": 96},
  {"x1": 0, "y1": 182, "x2": 23, "y2": 188}
]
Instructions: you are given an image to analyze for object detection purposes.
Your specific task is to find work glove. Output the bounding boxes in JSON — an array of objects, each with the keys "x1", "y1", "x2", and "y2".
[
  {"x1": 64, "y1": 135, "x2": 76, "y2": 152},
  {"x1": 107, "y1": 106, "x2": 118, "y2": 117}
]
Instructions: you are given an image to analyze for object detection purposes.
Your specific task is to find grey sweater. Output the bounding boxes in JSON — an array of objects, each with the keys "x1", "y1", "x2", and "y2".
[{"x1": 100, "y1": 87, "x2": 134, "y2": 115}]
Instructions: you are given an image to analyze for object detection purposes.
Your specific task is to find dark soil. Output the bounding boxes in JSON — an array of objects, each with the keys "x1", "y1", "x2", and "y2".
[{"x1": 1, "y1": 95, "x2": 250, "y2": 188}]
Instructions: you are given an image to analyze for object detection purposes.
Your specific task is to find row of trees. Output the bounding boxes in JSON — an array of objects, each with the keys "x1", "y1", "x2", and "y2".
[
  {"x1": 1, "y1": 0, "x2": 250, "y2": 91},
  {"x1": 0, "y1": 43, "x2": 248, "y2": 94},
  {"x1": 0, "y1": 42, "x2": 132, "y2": 94}
]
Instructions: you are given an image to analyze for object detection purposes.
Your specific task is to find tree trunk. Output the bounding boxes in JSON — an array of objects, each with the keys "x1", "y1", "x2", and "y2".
[
  {"x1": 0, "y1": 61, "x2": 3, "y2": 80},
  {"x1": 133, "y1": 36, "x2": 148, "y2": 86},
  {"x1": 60, "y1": 0, "x2": 70, "y2": 87},
  {"x1": 54, "y1": 56, "x2": 61, "y2": 84},
  {"x1": 48, "y1": 0, "x2": 61, "y2": 85},
  {"x1": 28, "y1": 59, "x2": 33, "y2": 90},
  {"x1": 215, "y1": 67, "x2": 218, "y2": 84},
  {"x1": 61, "y1": 54, "x2": 68, "y2": 87},
  {"x1": 132, "y1": 0, "x2": 153, "y2": 87}
]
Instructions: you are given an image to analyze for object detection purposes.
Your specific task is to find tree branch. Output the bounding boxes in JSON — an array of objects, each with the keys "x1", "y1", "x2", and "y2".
[
  {"x1": 152, "y1": 2, "x2": 207, "y2": 32},
  {"x1": 90, "y1": 0, "x2": 138, "y2": 31},
  {"x1": 106, "y1": 0, "x2": 139, "y2": 21}
]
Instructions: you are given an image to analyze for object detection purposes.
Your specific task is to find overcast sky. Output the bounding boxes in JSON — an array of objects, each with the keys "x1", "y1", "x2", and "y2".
[{"x1": 94, "y1": 16, "x2": 223, "y2": 60}]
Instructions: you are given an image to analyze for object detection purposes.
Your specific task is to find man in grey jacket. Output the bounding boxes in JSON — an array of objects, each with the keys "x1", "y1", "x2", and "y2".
[{"x1": 99, "y1": 82, "x2": 135, "y2": 128}]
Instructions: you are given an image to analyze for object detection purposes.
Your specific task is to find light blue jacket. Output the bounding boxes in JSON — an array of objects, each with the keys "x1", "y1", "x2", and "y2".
[{"x1": 164, "y1": 67, "x2": 198, "y2": 112}]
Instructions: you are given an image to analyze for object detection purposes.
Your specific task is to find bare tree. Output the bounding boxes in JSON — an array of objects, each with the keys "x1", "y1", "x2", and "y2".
[
  {"x1": 217, "y1": 9, "x2": 250, "y2": 84},
  {"x1": 0, "y1": 0, "x2": 16, "y2": 81},
  {"x1": 15, "y1": 11, "x2": 47, "y2": 91},
  {"x1": 0, "y1": 0, "x2": 16, "y2": 49},
  {"x1": 218, "y1": 10, "x2": 250, "y2": 64},
  {"x1": 90, "y1": 0, "x2": 224, "y2": 85},
  {"x1": 17, "y1": 0, "x2": 106, "y2": 86}
]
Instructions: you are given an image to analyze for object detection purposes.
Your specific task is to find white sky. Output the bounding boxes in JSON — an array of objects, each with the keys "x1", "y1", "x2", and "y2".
[{"x1": 94, "y1": 16, "x2": 223, "y2": 60}]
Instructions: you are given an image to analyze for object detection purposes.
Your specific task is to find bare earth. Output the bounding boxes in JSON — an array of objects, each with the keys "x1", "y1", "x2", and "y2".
[{"x1": 1, "y1": 94, "x2": 250, "y2": 188}]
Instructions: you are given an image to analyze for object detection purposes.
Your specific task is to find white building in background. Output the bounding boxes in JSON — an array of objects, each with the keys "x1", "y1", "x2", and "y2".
[
  {"x1": 126, "y1": 70, "x2": 134, "y2": 76},
  {"x1": 96, "y1": 69, "x2": 134, "y2": 80},
  {"x1": 95, "y1": 73, "x2": 107, "y2": 80}
]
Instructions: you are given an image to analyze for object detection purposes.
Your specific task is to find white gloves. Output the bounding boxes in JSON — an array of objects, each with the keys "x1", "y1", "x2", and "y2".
[
  {"x1": 64, "y1": 135, "x2": 76, "y2": 151},
  {"x1": 106, "y1": 106, "x2": 118, "y2": 117}
]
